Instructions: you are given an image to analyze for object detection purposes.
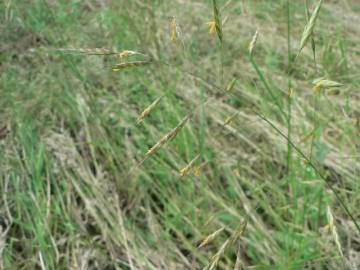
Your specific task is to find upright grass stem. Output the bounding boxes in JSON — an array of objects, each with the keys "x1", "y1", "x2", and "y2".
[
  {"x1": 248, "y1": 55, "x2": 287, "y2": 119},
  {"x1": 286, "y1": 0, "x2": 293, "y2": 174},
  {"x1": 212, "y1": 0, "x2": 224, "y2": 87}
]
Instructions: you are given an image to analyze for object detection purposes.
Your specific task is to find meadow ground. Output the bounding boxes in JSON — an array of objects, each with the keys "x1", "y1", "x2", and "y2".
[{"x1": 1, "y1": 0, "x2": 360, "y2": 269}]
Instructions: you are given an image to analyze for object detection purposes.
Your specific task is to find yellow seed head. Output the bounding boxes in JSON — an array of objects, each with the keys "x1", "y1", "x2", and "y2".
[
  {"x1": 224, "y1": 112, "x2": 239, "y2": 126},
  {"x1": 119, "y1": 50, "x2": 138, "y2": 58},
  {"x1": 146, "y1": 116, "x2": 190, "y2": 157},
  {"x1": 198, "y1": 227, "x2": 225, "y2": 248},
  {"x1": 137, "y1": 96, "x2": 163, "y2": 124},
  {"x1": 211, "y1": 0, "x2": 223, "y2": 42},
  {"x1": 180, "y1": 155, "x2": 200, "y2": 177},
  {"x1": 288, "y1": 88, "x2": 294, "y2": 97},
  {"x1": 312, "y1": 83, "x2": 322, "y2": 93},
  {"x1": 207, "y1": 21, "x2": 217, "y2": 35},
  {"x1": 194, "y1": 162, "x2": 207, "y2": 177},
  {"x1": 225, "y1": 78, "x2": 237, "y2": 92},
  {"x1": 208, "y1": 239, "x2": 230, "y2": 270},
  {"x1": 230, "y1": 220, "x2": 247, "y2": 244},
  {"x1": 312, "y1": 78, "x2": 343, "y2": 93},
  {"x1": 170, "y1": 18, "x2": 178, "y2": 41}
]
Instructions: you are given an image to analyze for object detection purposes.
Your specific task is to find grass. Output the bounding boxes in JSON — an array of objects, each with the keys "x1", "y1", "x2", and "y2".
[{"x1": 1, "y1": 0, "x2": 360, "y2": 269}]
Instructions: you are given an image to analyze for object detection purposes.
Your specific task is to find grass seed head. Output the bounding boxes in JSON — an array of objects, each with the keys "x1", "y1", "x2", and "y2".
[
  {"x1": 225, "y1": 78, "x2": 237, "y2": 92},
  {"x1": 146, "y1": 116, "x2": 190, "y2": 157},
  {"x1": 298, "y1": 0, "x2": 323, "y2": 56},
  {"x1": 119, "y1": 50, "x2": 139, "y2": 58},
  {"x1": 194, "y1": 162, "x2": 207, "y2": 177},
  {"x1": 212, "y1": 0, "x2": 223, "y2": 42},
  {"x1": 326, "y1": 206, "x2": 344, "y2": 257},
  {"x1": 288, "y1": 88, "x2": 294, "y2": 97},
  {"x1": 312, "y1": 78, "x2": 343, "y2": 93},
  {"x1": 137, "y1": 96, "x2": 163, "y2": 124},
  {"x1": 170, "y1": 17, "x2": 180, "y2": 41},
  {"x1": 224, "y1": 112, "x2": 239, "y2": 126},
  {"x1": 180, "y1": 154, "x2": 200, "y2": 177},
  {"x1": 198, "y1": 227, "x2": 225, "y2": 248},
  {"x1": 249, "y1": 30, "x2": 259, "y2": 56},
  {"x1": 230, "y1": 220, "x2": 247, "y2": 244},
  {"x1": 207, "y1": 21, "x2": 217, "y2": 35},
  {"x1": 207, "y1": 239, "x2": 230, "y2": 270}
]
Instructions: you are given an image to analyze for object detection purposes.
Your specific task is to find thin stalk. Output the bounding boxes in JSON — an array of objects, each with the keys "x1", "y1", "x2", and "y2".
[
  {"x1": 286, "y1": 0, "x2": 293, "y2": 174},
  {"x1": 220, "y1": 43, "x2": 224, "y2": 87},
  {"x1": 310, "y1": 92, "x2": 320, "y2": 161},
  {"x1": 199, "y1": 88, "x2": 206, "y2": 157},
  {"x1": 248, "y1": 56, "x2": 287, "y2": 119}
]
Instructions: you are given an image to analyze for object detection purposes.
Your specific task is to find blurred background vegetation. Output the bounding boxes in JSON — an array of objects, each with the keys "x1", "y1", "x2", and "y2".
[{"x1": 1, "y1": 0, "x2": 360, "y2": 269}]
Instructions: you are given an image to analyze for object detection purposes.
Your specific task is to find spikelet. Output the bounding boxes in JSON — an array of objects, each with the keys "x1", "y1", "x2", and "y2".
[
  {"x1": 180, "y1": 155, "x2": 200, "y2": 177},
  {"x1": 170, "y1": 17, "x2": 180, "y2": 42},
  {"x1": 206, "y1": 239, "x2": 230, "y2": 270},
  {"x1": 206, "y1": 21, "x2": 217, "y2": 35},
  {"x1": 298, "y1": 0, "x2": 323, "y2": 57},
  {"x1": 229, "y1": 220, "x2": 247, "y2": 244},
  {"x1": 288, "y1": 88, "x2": 294, "y2": 97},
  {"x1": 305, "y1": 0, "x2": 317, "y2": 64},
  {"x1": 224, "y1": 112, "x2": 239, "y2": 126},
  {"x1": 225, "y1": 78, "x2": 237, "y2": 92},
  {"x1": 112, "y1": 61, "x2": 151, "y2": 71},
  {"x1": 198, "y1": 227, "x2": 225, "y2": 248},
  {"x1": 58, "y1": 48, "x2": 117, "y2": 55},
  {"x1": 326, "y1": 206, "x2": 344, "y2": 257},
  {"x1": 119, "y1": 50, "x2": 140, "y2": 58},
  {"x1": 212, "y1": 0, "x2": 222, "y2": 42},
  {"x1": 194, "y1": 166, "x2": 201, "y2": 177},
  {"x1": 248, "y1": 30, "x2": 259, "y2": 56},
  {"x1": 234, "y1": 245, "x2": 242, "y2": 270},
  {"x1": 146, "y1": 116, "x2": 190, "y2": 157},
  {"x1": 312, "y1": 78, "x2": 343, "y2": 93},
  {"x1": 194, "y1": 162, "x2": 207, "y2": 177},
  {"x1": 203, "y1": 221, "x2": 247, "y2": 270},
  {"x1": 137, "y1": 96, "x2": 163, "y2": 124}
]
